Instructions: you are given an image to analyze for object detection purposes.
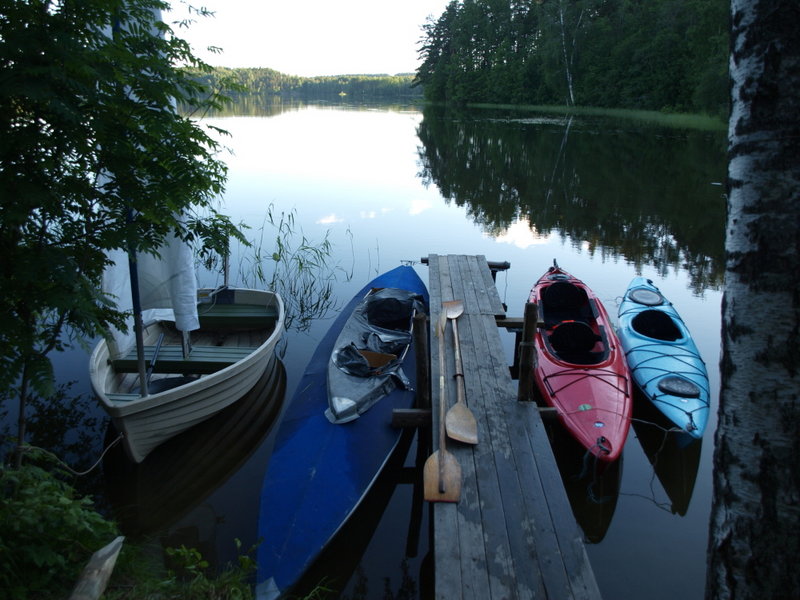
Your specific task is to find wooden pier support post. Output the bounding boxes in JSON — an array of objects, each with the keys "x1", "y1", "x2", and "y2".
[
  {"x1": 517, "y1": 302, "x2": 538, "y2": 402},
  {"x1": 413, "y1": 312, "x2": 430, "y2": 410},
  {"x1": 392, "y1": 312, "x2": 432, "y2": 428}
]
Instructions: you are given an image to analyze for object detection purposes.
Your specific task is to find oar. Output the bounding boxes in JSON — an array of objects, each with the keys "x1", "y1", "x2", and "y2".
[
  {"x1": 443, "y1": 300, "x2": 478, "y2": 445},
  {"x1": 423, "y1": 305, "x2": 461, "y2": 502}
]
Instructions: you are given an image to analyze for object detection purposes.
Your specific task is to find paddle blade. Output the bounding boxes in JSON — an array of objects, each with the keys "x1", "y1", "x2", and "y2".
[
  {"x1": 436, "y1": 309, "x2": 447, "y2": 337},
  {"x1": 423, "y1": 450, "x2": 462, "y2": 502},
  {"x1": 443, "y1": 300, "x2": 464, "y2": 319},
  {"x1": 446, "y1": 403, "x2": 478, "y2": 445}
]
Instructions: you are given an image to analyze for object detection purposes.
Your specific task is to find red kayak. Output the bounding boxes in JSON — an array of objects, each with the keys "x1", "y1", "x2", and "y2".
[{"x1": 529, "y1": 262, "x2": 633, "y2": 462}]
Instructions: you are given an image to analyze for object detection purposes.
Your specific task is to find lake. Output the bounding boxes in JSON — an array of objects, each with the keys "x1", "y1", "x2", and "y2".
[{"x1": 48, "y1": 100, "x2": 728, "y2": 599}]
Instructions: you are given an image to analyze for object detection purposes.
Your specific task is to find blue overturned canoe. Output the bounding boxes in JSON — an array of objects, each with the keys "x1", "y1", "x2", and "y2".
[
  {"x1": 256, "y1": 265, "x2": 428, "y2": 600},
  {"x1": 617, "y1": 277, "x2": 710, "y2": 438}
]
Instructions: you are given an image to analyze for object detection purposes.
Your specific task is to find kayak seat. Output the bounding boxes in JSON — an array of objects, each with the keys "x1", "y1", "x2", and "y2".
[
  {"x1": 550, "y1": 321, "x2": 599, "y2": 354},
  {"x1": 632, "y1": 310, "x2": 681, "y2": 341},
  {"x1": 364, "y1": 289, "x2": 418, "y2": 331},
  {"x1": 541, "y1": 282, "x2": 591, "y2": 327}
]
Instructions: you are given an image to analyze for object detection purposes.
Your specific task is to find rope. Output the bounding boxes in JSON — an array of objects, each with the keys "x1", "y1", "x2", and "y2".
[
  {"x1": 576, "y1": 444, "x2": 615, "y2": 505},
  {"x1": 18, "y1": 432, "x2": 125, "y2": 477},
  {"x1": 621, "y1": 418, "x2": 685, "y2": 514}
]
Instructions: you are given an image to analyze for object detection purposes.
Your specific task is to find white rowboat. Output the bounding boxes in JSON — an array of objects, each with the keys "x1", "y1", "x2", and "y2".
[{"x1": 90, "y1": 287, "x2": 284, "y2": 463}]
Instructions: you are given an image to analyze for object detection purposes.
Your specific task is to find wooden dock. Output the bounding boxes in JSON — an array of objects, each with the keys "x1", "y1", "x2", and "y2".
[{"x1": 425, "y1": 254, "x2": 602, "y2": 600}]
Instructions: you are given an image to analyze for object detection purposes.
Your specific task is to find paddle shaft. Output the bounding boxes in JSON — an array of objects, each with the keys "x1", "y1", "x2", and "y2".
[
  {"x1": 442, "y1": 299, "x2": 478, "y2": 445},
  {"x1": 451, "y1": 316, "x2": 466, "y2": 406},
  {"x1": 437, "y1": 319, "x2": 448, "y2": 493},
  {"x1": 423, "y1": 304, "x2": 462, "y2": 502}
]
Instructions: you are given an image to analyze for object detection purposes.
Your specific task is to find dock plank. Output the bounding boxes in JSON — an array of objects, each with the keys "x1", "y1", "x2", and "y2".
[
  {"x1": 466, "y1": 311, "x2": 541, "y2": 600},
  {"x1": 426, "y1": 254, "x2": 601, "y2": 600},
  {"x1": 449, "y1": 256, "x2": 526, "y2": 599}
]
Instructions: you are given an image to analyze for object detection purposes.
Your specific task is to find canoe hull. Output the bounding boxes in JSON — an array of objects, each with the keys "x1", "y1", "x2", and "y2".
[
  {"x1": 530, "y1": 265, "x2": 633, "y2": 462},
  {"x1": 617, "y1": 277, "x2": 710, "y2": 438},
  {"x1": 256, "y1": 265, "x2": 428, "y2": 600},
  {"x1": 103, "y1": 354, "x2": 286, "y2": 535},
  {"x1": 90, "y1": 288, "x2": 285, "y2": 463}
]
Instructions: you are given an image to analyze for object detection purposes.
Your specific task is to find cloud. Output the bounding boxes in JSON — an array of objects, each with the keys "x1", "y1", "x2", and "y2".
[
  {"x1": 409, "y1": 198, "x2": 432, "y2": 216},
  {"x1": 317, "y1": 213, "x2": 344, "y2": 224},
  {"x1": 359, "y1": 208, "x2": 393, "y2": 219},
  {"x1": 492, "y1": 219, "x2": 552, "y2": 249}
]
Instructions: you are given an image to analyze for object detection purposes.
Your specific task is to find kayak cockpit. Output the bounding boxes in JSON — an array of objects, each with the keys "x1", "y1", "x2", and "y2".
[
  {"x1": 325, "y1": 287, "x2": 425, "y2": 424},
  {"x1": 539, "y1": 281, "x2": 610, "y2": 365},
  {"x1": 631, "y1": 309, "x2": 682, "y2": 342}
]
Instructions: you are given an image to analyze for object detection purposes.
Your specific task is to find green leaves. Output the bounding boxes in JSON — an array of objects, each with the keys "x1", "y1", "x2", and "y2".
[
  {"x1": 415, "y1": 0, "x2": 729, "y2": 116},
  {"x1": 0, "y1": 0, "x2": 244, "y2": 416},
  {"x1": 0, "y1": 459, "x2": 118, "y2": 599},
  {"x1": 230, "y1": 205, "x2": 341, "y2": 333}
]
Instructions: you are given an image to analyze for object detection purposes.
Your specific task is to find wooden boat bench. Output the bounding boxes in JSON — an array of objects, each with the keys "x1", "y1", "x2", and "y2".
[
  {"x1": 197, "y1": 303, "x2": 278, "y2": 329},
  {"x1": 111, "y1": 345, "x2": 259, "y2": 375}
]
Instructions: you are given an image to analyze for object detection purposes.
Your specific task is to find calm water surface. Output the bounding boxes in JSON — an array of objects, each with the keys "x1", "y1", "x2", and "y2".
[{"x1": 58, "y1": 101, "x2": 728, "y2": 599}]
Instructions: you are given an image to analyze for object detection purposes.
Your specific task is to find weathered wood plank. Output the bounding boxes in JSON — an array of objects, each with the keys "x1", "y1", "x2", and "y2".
[
  {"x1": 446, "y1": 260, "x2": 495, "y2": 600},
  {"x1": 69, "y1": 536, "x2": 125, "y2": 600},
  {"x1": 429, "y1": 255, "x2": 467, "y2": 599},
  {"x1": 473, "y1": 280, "x2": 582, "y2": 596},
  {"x1": 517, "y1": 405, "x2": 603, "y2": 599},
  {"x1": 465, "y1": 311, "x2": 542, "y2": 600},
  {"x1": 476, "y1": 255, "x2": 508, "y2": 316},
  {"x1": 425, "y1": 254, "x2": 601, "y2": 600},
  {"x1": 472, "y1": 305, "x2": 552, "y2": 599},
  {"x1": 466, "y1": 255, "x2": 502, "y2": 316},
  {"x1": 112, "y1": 345, "x2": 258, "y2": 374}
]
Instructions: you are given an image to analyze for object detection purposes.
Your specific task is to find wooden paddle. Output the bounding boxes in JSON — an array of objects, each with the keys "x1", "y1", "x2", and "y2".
[
  {"x1": 443, "y1": 300, "x2": 479, "y2": 445},
  {"x1": 423, "y1": 305, "x2": 461, "y2": 502}
]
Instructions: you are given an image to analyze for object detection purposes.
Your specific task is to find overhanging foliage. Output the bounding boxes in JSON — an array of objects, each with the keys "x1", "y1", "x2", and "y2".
[{"x1": 0, "y1": 1, "x2": 243, "y2": 410}]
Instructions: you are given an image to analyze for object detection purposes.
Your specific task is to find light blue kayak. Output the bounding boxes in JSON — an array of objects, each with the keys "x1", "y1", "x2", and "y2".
[{"x1": 617, "y1": 277, "x2": 709, "y2": 438}]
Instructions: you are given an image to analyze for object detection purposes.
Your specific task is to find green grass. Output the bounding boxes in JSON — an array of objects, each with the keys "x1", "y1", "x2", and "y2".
[{"x1": 466, "y1": 102, "x2": 727, "y2": 131}]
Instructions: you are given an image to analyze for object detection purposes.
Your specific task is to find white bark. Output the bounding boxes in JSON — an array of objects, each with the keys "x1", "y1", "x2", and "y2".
[
  {"x1": 707, "y1": 0, "x2": 800, "y2": 598},
  {"x1": 558, "y1": 0, "x2": 576, "y2": 106}
]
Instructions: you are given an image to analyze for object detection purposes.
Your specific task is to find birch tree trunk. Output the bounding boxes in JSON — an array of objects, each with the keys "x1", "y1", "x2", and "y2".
[
  {"x1": 557, "y1": 0, "x2": 583, "y2": 107},
  {"x1": 557, "y1": 0, "x2": 575, "y2": 106},
  {"x1": 706, "y1": 1, "x2": 800, "y2": 598}
]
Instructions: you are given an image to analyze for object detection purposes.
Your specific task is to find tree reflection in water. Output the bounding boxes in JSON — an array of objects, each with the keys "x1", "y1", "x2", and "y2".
[{"x1": 416, "y1": 106, "x2": 726, "y2": 292}]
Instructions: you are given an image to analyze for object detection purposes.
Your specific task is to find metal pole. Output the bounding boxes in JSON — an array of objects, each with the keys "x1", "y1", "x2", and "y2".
[{"x1": 127, "y1": 209, "x2": 149, "y2": 397}]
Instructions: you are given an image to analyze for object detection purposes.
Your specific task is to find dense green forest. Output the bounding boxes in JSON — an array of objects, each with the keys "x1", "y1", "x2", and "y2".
[
  {"x1": 415, "y1": 0, "x2": 729, "y2": 117},
  {"x1": 187, "y1": 67, "x2": 423, "y2": 101}
]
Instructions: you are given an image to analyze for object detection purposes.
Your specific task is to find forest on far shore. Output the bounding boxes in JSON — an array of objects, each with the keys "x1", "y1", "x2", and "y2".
[
  {"x1": 186, "y1": 67, "x2": 423, "y2": 101},
  {"x1": 189, "y1": 0, "x2": 729, "y2": 118},
  {"x1": 415, "y1": 0, "x2": 729, "y2": 118}
]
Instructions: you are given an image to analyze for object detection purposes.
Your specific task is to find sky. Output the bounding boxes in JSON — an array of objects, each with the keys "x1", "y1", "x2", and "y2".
[{"x1": 166, "y1": 1, "x2": 451, "y2": 77}]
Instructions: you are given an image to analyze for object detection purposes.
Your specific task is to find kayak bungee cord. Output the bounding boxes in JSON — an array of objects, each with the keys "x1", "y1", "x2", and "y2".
[{"x1": 543, "y1": 367, "x2": 631, "y2": 396}]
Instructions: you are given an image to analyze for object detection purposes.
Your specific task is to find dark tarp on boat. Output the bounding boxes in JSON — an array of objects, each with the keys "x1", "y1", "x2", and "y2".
[{"x1": 326, "y1": 288, "x2": 425, "y2": 424}]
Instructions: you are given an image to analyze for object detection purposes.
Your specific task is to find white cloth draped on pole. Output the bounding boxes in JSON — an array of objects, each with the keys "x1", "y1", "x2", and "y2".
[
  {"x1": 99, "y1": 6, "x2": 199, "y2": 360},
  {"x1": 103, "y1": 231, "x2": 199, "y2": 359}
]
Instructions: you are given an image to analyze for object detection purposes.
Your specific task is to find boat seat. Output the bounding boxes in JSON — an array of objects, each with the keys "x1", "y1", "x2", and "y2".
[
  {"x1": 105, "y1": 393, "x2": 142, "y2": 402},
  {"x1": 104, "y1": 375, "x2": 200, "y2": 401},
  {"x1": 632, "y1": 310, "x2": 681, "y2": 341},
  {"x1": 197, "y1": 303, "x2": 278, "y2": 329},
  {"x1": 111, "y1": 345, "x2": 259, "y2": 375},
  {"x1": 549, "y1": 320, "x2": 599, "y2": 354}
]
